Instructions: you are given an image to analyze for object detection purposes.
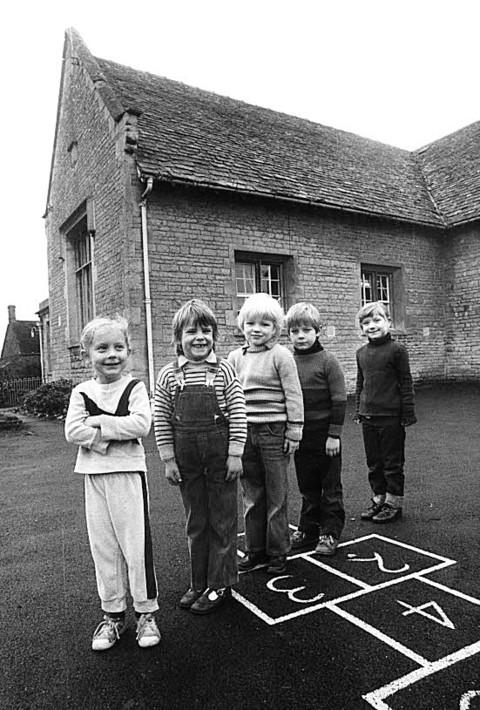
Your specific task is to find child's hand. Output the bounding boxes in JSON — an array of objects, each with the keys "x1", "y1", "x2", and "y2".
[
  {"x1": 283, "y1": 438, "x2": 299, "y2": 456},
  {"x1": 164, "y1": 459, "x2": 182, "y2": 485},
  {"x1": 352, "y1": 414, "x2": 361, "y2": 424},
  {"x1": 325, "y1": 436, "x2": 340, "y2": 457},
  {"x1": 225, "y1": 455, "x2": 243, "y2": 481},
  {"x1": 85, "y1": 415, "x2": 101, "y2": 428}
]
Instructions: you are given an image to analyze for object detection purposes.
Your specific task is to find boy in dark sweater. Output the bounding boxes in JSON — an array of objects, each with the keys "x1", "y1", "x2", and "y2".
[
  {"x1": 355, "y1": 301, "x2": 416, "y2": 523},
  {"x1": 286, "y1": 303, "x2": 347, "y2": 556}
]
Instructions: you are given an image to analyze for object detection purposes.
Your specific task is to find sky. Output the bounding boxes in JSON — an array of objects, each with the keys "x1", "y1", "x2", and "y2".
[{"x1": 2, "y1": 0, "x2": 480, "y2": 346}]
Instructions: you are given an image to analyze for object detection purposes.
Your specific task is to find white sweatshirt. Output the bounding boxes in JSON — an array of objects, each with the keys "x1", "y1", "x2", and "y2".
[{"x1": 65, "y1": 374, "x2": 151, "y2": 474}]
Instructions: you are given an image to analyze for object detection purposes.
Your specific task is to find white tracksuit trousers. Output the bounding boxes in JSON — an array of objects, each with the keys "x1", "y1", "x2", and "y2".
[{"x1": 84, "y1": 472, "x2": 158, "y2": 614}]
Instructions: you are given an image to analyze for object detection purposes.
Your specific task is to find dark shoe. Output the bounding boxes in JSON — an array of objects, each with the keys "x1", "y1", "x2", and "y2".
[
  {"x1": 190, "y1": 587, "x2": 231, "y2": 615},
  {"x1": 179, "y1": 588, "x2": 204, "y2": 610},
  {"x1": 267, "y1": 555, "x2": 287, "y2": 574},
  {"x1": 238, "y1": 552, "x2": 269, "y2": 573},
  {"x1": 290, "y1": 529, "x2": 318, "y2": 551},
  {"x1": 360, "y1": 499, "x2": 385, "y2": 520},
  {"x1": 315, "y1": 534, "x2": 338, "y2": 556},
  {"x1": 372, "y1": 504, "x2": 402, "y2": 523}
]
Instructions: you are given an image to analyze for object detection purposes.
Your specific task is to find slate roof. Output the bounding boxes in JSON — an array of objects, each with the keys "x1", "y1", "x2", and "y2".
[
  {"x1": 415, "y1": 121, "x2": 480, "y2": 226},
  {"x1": 67, "y1": 29, "x2": 480, "y2": 229},
  {"x1": 1, "y1": 321, "x2": 39, "y2": 359}
]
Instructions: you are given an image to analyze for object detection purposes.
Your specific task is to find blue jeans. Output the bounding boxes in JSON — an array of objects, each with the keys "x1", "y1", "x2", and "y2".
[{"x1": 241, "y1": 422, "x2": 290, "y2": 557}]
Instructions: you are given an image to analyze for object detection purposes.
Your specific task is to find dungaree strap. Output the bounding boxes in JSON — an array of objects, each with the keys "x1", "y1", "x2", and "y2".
[{"x1": 174, "y1": 360, "x2": 221, "y2": 388}]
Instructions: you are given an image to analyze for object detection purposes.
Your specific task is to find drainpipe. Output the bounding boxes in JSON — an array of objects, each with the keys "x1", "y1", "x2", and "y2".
[
  {"x1": 140, "y1": 177, "x2": 155, "y2": 399},
  {"x1": 37, "y1": 322, "x2": 45, "y2": 383}
]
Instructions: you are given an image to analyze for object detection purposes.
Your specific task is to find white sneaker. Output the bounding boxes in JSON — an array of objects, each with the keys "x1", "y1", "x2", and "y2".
[
  {"x1": 91, "y1": 615, "x2": 126, "y2": 651},
  {"x1": 136, "y1": 613, "x2": 161, "y2": 648}
]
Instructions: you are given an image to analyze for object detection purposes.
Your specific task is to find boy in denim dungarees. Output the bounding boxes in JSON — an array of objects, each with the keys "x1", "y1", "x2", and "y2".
[{"x1": 154, "y1": 300, "x2": 247, "y2": 614}]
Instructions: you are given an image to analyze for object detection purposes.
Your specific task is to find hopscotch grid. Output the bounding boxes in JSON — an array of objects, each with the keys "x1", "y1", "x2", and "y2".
[
  {"x1": 233, "y1": 561, "x2": 457, "y2": 626},
  {"x1": 363, "y1": 638, "x2": 480, "y2": 708},
  {"x1": 235, "y1": 532, "x2": 479, "y2": 705},
  {"x1": 233, "y1": 534, "x2": 457, "y2": 626}
]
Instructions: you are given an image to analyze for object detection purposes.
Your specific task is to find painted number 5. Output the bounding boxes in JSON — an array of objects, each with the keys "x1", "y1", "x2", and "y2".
[{"x1": 266, "y1": 575, "x2": 325, "y2": 604}]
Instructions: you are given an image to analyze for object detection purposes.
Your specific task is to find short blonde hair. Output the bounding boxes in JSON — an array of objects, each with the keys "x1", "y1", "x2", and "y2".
[
  {"x1": 172, "y1": 299, "x2": 218, "y2": 355},
  {"x1": 286, "y1": 302, "x2": 321, "y2": 332},
  {"x1": 80, "y1": 315, "x2": 131, "y2": 353},
  {"x1": 356, "y1": 301, "x2": 390, "y2": 326},
  {"x1": 237, "y1": 293, "x2": 284, "y2": 336}
]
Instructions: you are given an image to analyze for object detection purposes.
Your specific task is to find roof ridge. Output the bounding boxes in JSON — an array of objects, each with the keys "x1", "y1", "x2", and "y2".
[{"x1": 68, "y1": 28, "x2": 126, "y2": 121}]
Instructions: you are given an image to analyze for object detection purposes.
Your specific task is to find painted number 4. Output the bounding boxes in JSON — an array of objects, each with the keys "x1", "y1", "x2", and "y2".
[{"x1": 396, "y1": 599, "x2": 455, "y2": 629}]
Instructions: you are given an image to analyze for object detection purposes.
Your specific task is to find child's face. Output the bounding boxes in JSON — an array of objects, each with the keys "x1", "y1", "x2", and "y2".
[
  {"x1": 181, "y1": 321, "x2": 214, "y2": 361},
  {"x1": 289, "y1": 324, "x2": 318, "y2": 350},
  {"x1": 243, "y1": 317, "x2": 276, "y2": 346},
  {"x1": 360, "y1": 312, "x2": 391, "y2": 340},
  {"x1": 88, "y1": 325, "x2": 129, "y2": 384}
]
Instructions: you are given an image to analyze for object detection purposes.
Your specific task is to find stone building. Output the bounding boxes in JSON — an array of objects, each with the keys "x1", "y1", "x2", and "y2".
[{"x1": 44, "y1": 28, "x2": 480, "y2": 395}]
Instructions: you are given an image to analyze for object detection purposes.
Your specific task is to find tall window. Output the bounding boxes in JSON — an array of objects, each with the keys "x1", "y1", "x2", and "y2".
[
  {"x1": 361, "y1": 266, "x2": 393, "y2": 312},
  {"x1": 70, "y1": 217, "x2": 93, "y2": 331},
  {"x1": 235, "y1": 252, "x2": 284, "y2": 309}
]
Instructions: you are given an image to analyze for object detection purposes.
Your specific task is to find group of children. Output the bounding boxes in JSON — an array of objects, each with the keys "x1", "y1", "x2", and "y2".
[{"x1": 65, "y1": 294, "x2": 416, "y2": 651}]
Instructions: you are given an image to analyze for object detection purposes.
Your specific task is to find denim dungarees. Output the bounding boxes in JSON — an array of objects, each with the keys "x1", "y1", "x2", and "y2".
[{"x1": 172, "y1": 361, "x2": 238, "y2": 590}]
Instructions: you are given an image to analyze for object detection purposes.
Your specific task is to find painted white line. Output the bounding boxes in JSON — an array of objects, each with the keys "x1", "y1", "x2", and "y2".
[
  {"x1": 460, "y1": 691, "x2": 480, "y2": 709},
  {"x1": 363, "y1": 639, "x2": 480, "y2": 709},
  {"x1": 232, "y1": 586, "x2": 332, "y2": 625},
  {"x1": 231, "y1": 589, "x2": 277, "y2": 625},
  {"x1": 323, "y1": 561, "x2": 456, "y2": 606},
  {"x1": 369, "y1": 533, "x2": 455, "y2": 564},
  {"x1": 327, "y1": 603, "x2": 430, "y2": 666},
  {"x1": 418, "y1": 576, "x2": 480, "y2": 606},
  {"x1": 295, "y1": 553, "x2": 373, "y2": 590}
]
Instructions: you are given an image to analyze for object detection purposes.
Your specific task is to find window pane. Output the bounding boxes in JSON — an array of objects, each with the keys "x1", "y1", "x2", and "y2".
[
  {"x1": 260, "y1": 263, "x2": 282, "y2": 301},
  {"x1": 376, "y1": 274, "x2": 390, "y2": 305},
  {"x1": 361, "y1": 271, "x2": 373, "y2": 305},
  {"x1": 235, "y1": 262, "x2": 256, "y2": 297}
]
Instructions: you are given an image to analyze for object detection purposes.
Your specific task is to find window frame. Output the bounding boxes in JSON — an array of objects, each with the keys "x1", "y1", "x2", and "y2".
[
  {"x1": 360, "y1": 263, "x2": 404, "y2": 329},
  {"x1": 61, "y1": 200, "x2": 96, "y2": 346},
  {"x1": 234, "y1": 251, "x2": 287, "y2": 311},
  {"x1": 71, "y1": 218, "x2": 94, "y2": 334}
]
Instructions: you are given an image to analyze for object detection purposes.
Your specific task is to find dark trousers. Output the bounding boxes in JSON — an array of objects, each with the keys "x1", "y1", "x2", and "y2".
[
  {"x1": 361, "y1": 417, "x2": 405, "y2": 498},
  {"x1": 294, "y1": 422, "x2": 345, "y2": 539}
]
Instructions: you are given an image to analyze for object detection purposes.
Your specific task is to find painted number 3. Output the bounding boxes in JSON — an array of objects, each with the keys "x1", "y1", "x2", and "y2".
[{"x1": 266, "y1": 575, "x2": 325, "y2": 604}]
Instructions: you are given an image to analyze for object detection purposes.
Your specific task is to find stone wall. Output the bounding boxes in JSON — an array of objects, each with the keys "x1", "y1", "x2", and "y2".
[{"x1": 147, "y1": 184, "x2": 446, "y2": 391}]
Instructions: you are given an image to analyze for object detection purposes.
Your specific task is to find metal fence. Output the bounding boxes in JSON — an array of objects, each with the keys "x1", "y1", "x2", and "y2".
[{"x1": 0, "y1": 377, "x2": 42, "y2": 408}]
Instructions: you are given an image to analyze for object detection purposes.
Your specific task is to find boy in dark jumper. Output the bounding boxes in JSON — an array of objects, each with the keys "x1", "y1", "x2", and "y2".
[
  {"x1": 286, "y1": 303, "x2": 347, "y2": 556},
  {"x1": 355, "y1": 301, "x2": 416, "y2": 523}
]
